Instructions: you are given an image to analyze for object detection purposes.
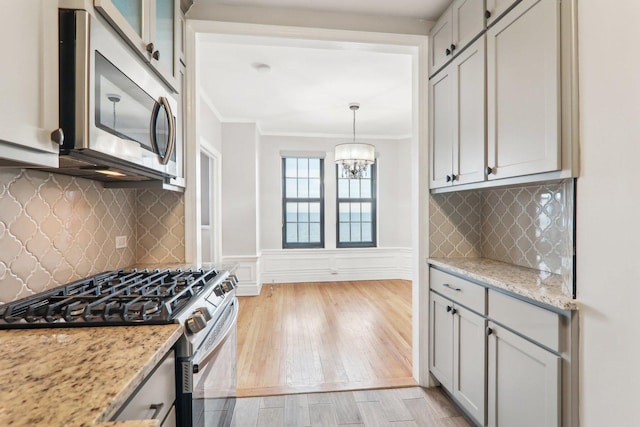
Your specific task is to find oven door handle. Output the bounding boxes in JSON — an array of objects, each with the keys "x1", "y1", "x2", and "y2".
[{"x1": 191, "y1": 298, "x2": 239, "y2": 372}]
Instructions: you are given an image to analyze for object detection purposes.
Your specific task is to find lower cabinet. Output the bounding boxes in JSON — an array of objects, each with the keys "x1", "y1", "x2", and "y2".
[
  {"x1": 429, "y1": 291, "x2": 486, "y2": 425},
  {"x1": 429, "y1": 267, "x2": 574, "y2": 427},
  {"x1": 487, "y1": 321, "x2": 560, "y2": 427},
  {"x1": 114, "y1": 350, "x2": 176, "y2": 426}
]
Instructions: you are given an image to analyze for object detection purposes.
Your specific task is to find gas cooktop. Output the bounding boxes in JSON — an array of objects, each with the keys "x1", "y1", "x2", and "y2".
[{"x1": 0, "y1": 268, "x2": 231, "y2": 328}]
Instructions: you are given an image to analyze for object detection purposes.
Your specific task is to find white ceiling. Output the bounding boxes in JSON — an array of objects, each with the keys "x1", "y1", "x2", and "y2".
[
  {"x1": 198, "y1": 35, "x2": 415, "y2": 138},
  {"x1": 194, "y1": 0, "x2": 451, "y2": 138},
  {"x1": 195, "y1": 0, "x2": 450, "y2": 21}
]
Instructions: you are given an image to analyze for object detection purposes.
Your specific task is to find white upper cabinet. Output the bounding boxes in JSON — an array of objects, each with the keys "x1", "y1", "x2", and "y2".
[
  {"x1": 486, "y1": 0, "x2": 520, "y2": 26},
  {"x1": 486, "y1": 0, "x2": 560, "y2": 180},
  {"x1": 430, "y1": 37, "x2": 486, "y2": 189},
  {"x1": 0, "y1": 0, "x2": 60, "y2": 168},
  {"x1": 95, "y1": 0, "x2": 181, "y2": 92},
  {"x1": 429, "y1": 0, "x2": 485, "y2": 77}
]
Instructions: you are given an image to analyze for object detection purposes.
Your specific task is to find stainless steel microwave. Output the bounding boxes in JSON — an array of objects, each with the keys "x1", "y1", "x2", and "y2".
[{"x1": 56, "y1": 8, "x2": 179, "y2": 185}]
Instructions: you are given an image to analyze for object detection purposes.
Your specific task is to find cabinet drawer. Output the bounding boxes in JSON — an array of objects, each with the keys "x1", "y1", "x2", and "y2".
[
  {"x1": 115, "y1": 351, "x2": 176, "y2": 423},
  {"x1": 488, "y1": 290, "x2": 560, "y2": 352},
  {"x1": 430, "y1": 268, "x2": 486, "y2": 314}
]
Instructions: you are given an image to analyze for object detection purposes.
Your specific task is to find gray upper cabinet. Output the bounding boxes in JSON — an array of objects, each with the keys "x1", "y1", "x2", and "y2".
[
  {"x1": 0, "y1": 0, "x2": 60, "y2": 168},
  {"x1": 429, "y1": 0, "x2": 485, "y2": 77},
  {"x1": 485, "y1": 0, "x2": 520, "y2": 26},
  {"x1": 429, "y1": 37, "x2": 486, "y2": 189},
  {"x1": 486, "y1": 0, "x2": 560, "y2": 180},
  {"x1": 95, "y1": 0, "x2": 181, "y2": 92}
]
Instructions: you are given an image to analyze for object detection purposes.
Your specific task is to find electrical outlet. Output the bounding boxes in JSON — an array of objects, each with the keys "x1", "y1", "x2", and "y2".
[{"x1": 115, "y1": 235, "x2": 127, "y2": 249}]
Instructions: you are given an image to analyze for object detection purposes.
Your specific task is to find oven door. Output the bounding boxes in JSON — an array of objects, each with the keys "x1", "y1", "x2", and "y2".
[{"x1": 178, "y1": 297, "x2": 238, "y2": 427}]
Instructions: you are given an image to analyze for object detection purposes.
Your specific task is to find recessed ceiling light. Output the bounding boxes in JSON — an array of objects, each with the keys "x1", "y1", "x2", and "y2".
[{"x1": 251, "y1": 62, "x2": 271, "y2": 74}]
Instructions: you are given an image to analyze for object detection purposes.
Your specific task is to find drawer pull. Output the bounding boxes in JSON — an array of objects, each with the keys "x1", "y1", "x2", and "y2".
[
  {"x1": 443, "y1": 283, "x2": 462, "y2": 292},
  {"x1": 446, "y1": 305, "x2": 452, "y2": 313},
  {"x1": 149, "y1": 403, "x2": 164, "y2": 419},
  {"x1": 451, "y1": 308, "x2": 457, "y2": 315}
]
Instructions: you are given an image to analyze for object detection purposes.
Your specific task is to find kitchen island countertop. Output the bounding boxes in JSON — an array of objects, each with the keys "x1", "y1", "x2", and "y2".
[
  {"x1": 428, "y1": 257, "x2": 578, "y2": 311},
  {"x1": 0, "y1": 324, "x2": 183, "y2": 427}
]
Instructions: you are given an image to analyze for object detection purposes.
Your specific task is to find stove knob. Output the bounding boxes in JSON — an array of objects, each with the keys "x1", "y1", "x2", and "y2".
[
  {"x1": 186, "y1": 313, "x2": 207, "y2": 335},
  {"x1": 194, "y1": 307, "x2": 212, "y2": 321}
]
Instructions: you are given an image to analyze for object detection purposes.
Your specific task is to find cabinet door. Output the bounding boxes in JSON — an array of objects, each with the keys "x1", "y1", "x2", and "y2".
[
  {"x1": 429, "y1": 292, "x2": 454, "y2": 390},
  {"x1": 452, "y1": 37, "x2": 486, "y2": 185},
  {"x1": 95, "y1": 0, "x2": 149, "y2": 55},
  {"x1": 487, "y1": 322, "x2": 560, "y2": 427},
  {"x1": 486, "y1": 0, "x2": 560, "y2": 180},
  {"x1": 149, "y1": 0, "x2": 179, "y2": 89},
  {"x1": 453, "y1": 306, "x2": 486, "y2": 425},
  {"x1": 429, "y1": 68, "x2": 454, "y2": 189},
  {"x1": 0, "y1": 0, "x2": 59, "y2": 167},
  {"x1": 429, "y1": 8, "x2": 453, "y2": 76},
  {"x1": 452, "y1": 0, "x2": 485, "y2": 50},
  {"x1": 486, "y1": 0, "x2": 520, "y2": 26}
]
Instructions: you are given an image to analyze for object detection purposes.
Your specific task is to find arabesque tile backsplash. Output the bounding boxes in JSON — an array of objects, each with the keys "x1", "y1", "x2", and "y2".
[
  {"x1": 0, "y1": 169, "x2": 184, "y2": 304},
  {"x1": 430, "y1": 180, "x2": 574, "y2": 284}
]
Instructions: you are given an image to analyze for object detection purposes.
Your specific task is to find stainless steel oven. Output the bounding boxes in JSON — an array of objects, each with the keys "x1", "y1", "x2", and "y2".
[
  {"x1": 184, "y1": 297, "x2": 238, "y2": 427},
  {"x1": 57, "y1": 8, "x2": 179, "y2": 183}
]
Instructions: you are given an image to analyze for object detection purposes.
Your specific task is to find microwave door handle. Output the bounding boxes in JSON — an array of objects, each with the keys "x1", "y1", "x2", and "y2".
[{"x1": 150, "y1": 97, "x2": 176, "y2": 165}]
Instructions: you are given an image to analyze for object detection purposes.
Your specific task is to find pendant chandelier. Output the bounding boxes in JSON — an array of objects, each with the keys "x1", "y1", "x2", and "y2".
[{"x1": 335, "y1": 103, "x2": 375, "y2": 179}]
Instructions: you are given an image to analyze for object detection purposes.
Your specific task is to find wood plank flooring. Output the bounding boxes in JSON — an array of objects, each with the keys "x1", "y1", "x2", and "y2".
[
  {"x1": 229, "y1": 387, "x2": 472, "y2": 427},
  {"x1": 237, "y1": 280, "x2": 415, "y2": 397}
]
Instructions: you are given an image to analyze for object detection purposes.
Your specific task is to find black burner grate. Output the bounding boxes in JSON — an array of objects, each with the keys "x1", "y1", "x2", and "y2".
[{"x1": 0, "y1": 268, "x2": 220, "y2": 327}]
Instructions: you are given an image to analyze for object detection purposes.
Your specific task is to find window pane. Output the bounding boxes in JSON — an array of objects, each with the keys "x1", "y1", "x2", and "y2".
[
  {"x1": 361, "y1": 223, "x2": 373, "y2": 242},
  {"x1": 286, "y1": 203, "x2": 297, "y2": 222},
  {"x1": 309, "y1": 179, "x2": 321, "y2": 198},
  {"x1": 298, "y1": 178, "x2": 309, "y2": 198},
  {"x1": 360, "y1": 178, "x2": 372, "y2": 198},
  {"x1": 309, "y1": 158, "x2": 320, "y2": 178},
  {"x1": 339, "y1": 223, "x2": 350, "y2": 242},
  {"x1": 298, "y1": 203, "x2": 309, "y2": 222},
  {"x1": 285, "y1": 158, "x2": 297, "y2": 177},
  {"x1": 298, "y1": 223, "x2": 309, "y2": 242},
  {"x1": 310, "y1": 223, "x2": 321, "y2": 242},
  {"x1": 339, "y1": 203, "x2": 350, "y2": 222},
  {"x1": 338, "y1": 179, "x2": 349, "y2": 198},
  {"x1": 349, "y1": 179, "x2": 360, "y2": 198},
  {"x1": 351, "y1": 223, "x2": 361, "y2": 241},
  {"x1": 309, "y1": 203, "x2": 321, "y2": 222},
  {"x1": 350, "y1": 203, "x2": 361, "y2": 222},
  {"x1": 286, "y1": 178, "x2": 297, "y2": 197},
  {"x1": 286, "y1": 223, "x2": 298, "y2": 242},
  {"x1": 361, "y1": 203, "x2": 372, "y2": 222},
  {"x1": 298, "y1": 158, "x2": 308, "y2": 178}
]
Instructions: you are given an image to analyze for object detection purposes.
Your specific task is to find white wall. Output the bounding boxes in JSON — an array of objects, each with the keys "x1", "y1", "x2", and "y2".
[
  {"x1": 221, "y1": 122, "x2": 259, "y2": 256},
  {"x1": 198, "y1": 95, "x2": 222, "y2": 153},
  {"x1": 577, "y1": 1, "x2": 640, "y2": 426},
  {"x1": 259, "y1": 134, "x2": 413, "y2": 250}
]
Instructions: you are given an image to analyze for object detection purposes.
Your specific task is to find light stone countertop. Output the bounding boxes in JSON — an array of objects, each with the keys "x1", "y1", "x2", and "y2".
[
  {"x1": 0, "y1": 324, "x2": 183, "y2": 427},
  {"x1": 428, "y1": 257, "x2": 578, "y2": 311}
]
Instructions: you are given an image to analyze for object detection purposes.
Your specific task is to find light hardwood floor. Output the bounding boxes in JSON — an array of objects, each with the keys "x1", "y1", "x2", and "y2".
[
  {"x1": 229, "y1": 387, "x2": 471, "y2": 427},
  {"x1": 237, "y1": 280, "x2": 415, "y2": 397}
]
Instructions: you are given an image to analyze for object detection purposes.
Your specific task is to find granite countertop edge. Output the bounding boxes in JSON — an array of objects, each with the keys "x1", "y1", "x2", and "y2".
[{"x1": 428, "y1": 257, "x2": 579, "y2": 311}]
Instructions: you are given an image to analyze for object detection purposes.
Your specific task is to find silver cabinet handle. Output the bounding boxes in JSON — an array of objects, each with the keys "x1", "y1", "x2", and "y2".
[
  {"x1": 149, "y1": 403, "x2": 164, "y2": 419},
  {"x1": 50, "y1": 128, "x2": 64, "y2": 146},
  {"x1": 443, "y1": 283, "x2": 461, "y2": 292}
]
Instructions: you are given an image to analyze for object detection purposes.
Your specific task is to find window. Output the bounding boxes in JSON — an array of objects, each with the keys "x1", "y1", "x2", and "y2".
[
  {"x1": 337, "y1": 165, "x2": 376, "y2": 247},
  {"x1": 282, "y1": 157, "x2": 324, "y2": 248}
]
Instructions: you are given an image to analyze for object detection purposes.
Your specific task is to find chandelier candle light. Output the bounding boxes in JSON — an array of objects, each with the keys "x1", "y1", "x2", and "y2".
[{"x1": 335, "y1": 103, "x2": 375, "y2": 179}]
